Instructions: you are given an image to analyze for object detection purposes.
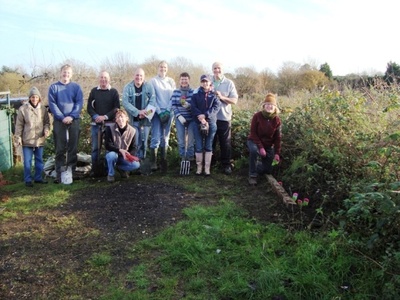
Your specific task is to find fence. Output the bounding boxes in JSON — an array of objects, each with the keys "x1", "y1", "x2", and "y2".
[{"x1": 0, "y1": 91, "x2": 28, "y2": 171}]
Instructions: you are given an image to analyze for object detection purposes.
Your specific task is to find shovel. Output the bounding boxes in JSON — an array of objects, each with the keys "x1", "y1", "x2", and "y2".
[
  {"x1": 180, "y1": 126, "x2": 190, "y2": 175},
  {"x1": 140, "y1": 124, "x2": 152, "y2": 175},
  {"x1": 92, "y1": 123, "x2": 107, "y2": 177},
  {"x1": 60, "y1": 125, "x2": 73, "y2": 184}
]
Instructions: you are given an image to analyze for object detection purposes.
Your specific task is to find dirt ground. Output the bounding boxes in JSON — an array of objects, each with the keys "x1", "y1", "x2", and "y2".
[{"x1": 0, "y1": 167, "x2": 317, "y2": 299}]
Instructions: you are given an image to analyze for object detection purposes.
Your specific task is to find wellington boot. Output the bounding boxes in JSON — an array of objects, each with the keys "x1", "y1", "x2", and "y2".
[
  {"x1": 195, "y1": 153, "x2": 203, "y2": 175},
  {"x1": 204, "y1": 152, "x2": 213, "y2": 176},
  {"x1": 150, "y1": 148, "x2": 158, "y2": 171},
  {"x1": 160, "y1": 147, "x2": 167, "y2": 173}
]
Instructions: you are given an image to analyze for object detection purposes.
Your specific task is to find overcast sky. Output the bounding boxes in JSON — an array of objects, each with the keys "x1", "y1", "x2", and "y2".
[{"x1": 0, "y1": 0, "x2": 398, "y2": 76}]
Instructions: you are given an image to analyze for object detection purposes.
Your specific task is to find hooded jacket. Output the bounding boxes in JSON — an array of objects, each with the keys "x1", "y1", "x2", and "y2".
[{"x1": 14, "y1": 101, "x2": 51, "y2": 147}]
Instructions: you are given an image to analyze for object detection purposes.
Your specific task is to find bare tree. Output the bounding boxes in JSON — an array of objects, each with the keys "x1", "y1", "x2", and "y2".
[
  {"x1": 100, "y1": 52, "x2": 137, "y2": 92},
  {"x1": 234, "y1": 66, "x2": 259, "y2": 98}
]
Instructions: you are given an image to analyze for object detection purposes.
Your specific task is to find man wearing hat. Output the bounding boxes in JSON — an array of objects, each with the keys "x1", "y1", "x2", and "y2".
[
  {"x1": 14, "y1": 87, "x2": 51, "y2": 187},
  {"x1": 246, "y1": 93, "x2": 282, "y2": 186}
]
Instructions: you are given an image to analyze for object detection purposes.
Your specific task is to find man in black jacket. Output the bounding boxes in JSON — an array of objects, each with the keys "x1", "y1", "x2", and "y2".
[{"x1": 87, "y1": 71, "x2": 120, "y2": 174}]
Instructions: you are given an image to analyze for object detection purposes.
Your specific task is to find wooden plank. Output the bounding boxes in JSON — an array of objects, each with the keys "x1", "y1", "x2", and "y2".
[{"x1": 266, "y1": 174, "x2": 297, "y2": 209}]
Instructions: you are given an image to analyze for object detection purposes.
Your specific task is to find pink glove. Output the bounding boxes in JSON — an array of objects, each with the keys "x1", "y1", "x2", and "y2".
[
  {"x1": 125, "y1": 153, "x2": 139, "y2": 162},
  {"x1": 259, "y1": 148, "x2": 267, "y2": 157},
  {"x1": 274, "y1": 154, "x2": 280, "y2": 162}
]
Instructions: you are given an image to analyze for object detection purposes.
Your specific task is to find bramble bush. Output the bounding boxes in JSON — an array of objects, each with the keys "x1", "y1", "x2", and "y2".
[
  {"x1": 229, "y1": 85, "x2": 400, "y2": 296},
  {"x1": 278, "y1": 85, "x2": 400, "y2": 296}
]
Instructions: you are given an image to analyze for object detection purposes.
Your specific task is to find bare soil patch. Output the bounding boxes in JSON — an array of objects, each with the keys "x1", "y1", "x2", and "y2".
[{"x1": 0, "y1": 169, "x2": 316, "y2": 299}]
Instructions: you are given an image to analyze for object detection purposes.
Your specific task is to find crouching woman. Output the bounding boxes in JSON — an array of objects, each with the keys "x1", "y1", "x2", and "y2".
[
  {"x1": 247, "y1": 93, "x2": 282, "y2": 186},
  {"x1": 104, "y1": 109, "x2": 140, "y2": 182}
]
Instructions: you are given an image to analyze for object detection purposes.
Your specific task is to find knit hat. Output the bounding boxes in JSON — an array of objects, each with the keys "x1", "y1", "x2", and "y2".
[
  {"x1": 264, "y1": 93, "x2": 276, "y2": 106},
  {"x1": 28, "y1": 87, "x2": 41, "y2": 100}
]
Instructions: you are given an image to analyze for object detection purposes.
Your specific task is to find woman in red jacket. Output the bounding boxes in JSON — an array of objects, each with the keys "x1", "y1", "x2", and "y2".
[{"x1": 247, "y1": 93, "x2": 282, "y2": 186}]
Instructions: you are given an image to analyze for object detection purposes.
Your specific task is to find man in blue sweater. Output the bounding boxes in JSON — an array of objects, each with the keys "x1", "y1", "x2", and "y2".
[{"x1": 48, "y1": 64, "x2": 84, "y2": 183}]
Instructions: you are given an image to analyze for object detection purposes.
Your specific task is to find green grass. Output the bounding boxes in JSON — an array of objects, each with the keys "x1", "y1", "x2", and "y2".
[
  {"x1": 0, "y1": 165, "x2": 94, "y2": 221},
  {"x1": 103, "y1": 200, "x2": 381, "y2": 300},
  {"x1": 1, "y1": 157, "x2": 394, "y2": 299}
]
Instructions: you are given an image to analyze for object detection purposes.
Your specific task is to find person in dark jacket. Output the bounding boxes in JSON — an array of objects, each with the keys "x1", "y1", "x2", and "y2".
[
  {"x1": 104, "y1": 109, "x2": 140, "y2": 182},
  {"x1": 87, "y1": 71, "x2": 120, "y2": 172},
  {"x1": 247, "y1": 93, "x2": 282, "y2": 186},
  {"x1": 191, "y1": 75, "x2": 221, "y2": 176}
]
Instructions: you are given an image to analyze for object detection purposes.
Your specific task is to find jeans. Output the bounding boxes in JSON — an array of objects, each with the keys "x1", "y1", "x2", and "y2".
[
  {"x1": 175, "y1": 119, "x2": 196, "y2": 158},
  {"x1": 150, "y1": 111, "x2": 174, "y2": 149},
  {"x1": 105, "y1": 151, "x2": 140, "y2": 176},
  {"x1": 22, "y1": 146, "x2": 44, "y2": 183},
  {"x1": 213, "y1": 120, "x2": 232, "y2": 167},
  {"x1": 194, "y1": 122, "x2": 217, "y2": 153},
  {"x1": 131, "y1": 121, "x2": 151, "y2": 159},
  {"x1": 53, "y1": 119, "x2": 80, "y2": 174},
  {"x1": 247, "y1": 140, "x2": 274, "y2": 177}
]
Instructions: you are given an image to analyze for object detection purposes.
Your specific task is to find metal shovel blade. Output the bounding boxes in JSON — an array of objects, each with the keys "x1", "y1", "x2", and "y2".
[
  {"x1": 180, "y1": 159, "x2": 190, "y2": 175},
  {"x1": 141, "y1": 156, "x2": 152, "y2": 175}
]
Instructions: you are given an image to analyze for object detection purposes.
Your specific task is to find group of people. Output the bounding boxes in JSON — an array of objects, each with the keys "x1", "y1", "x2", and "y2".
[{"x1": 14, "y1": 61, "x2": 282, "y2": 187}]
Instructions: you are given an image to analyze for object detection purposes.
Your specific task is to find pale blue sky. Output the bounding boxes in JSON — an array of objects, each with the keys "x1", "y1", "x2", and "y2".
[{"x1": 0, "y1": 0, "x2": 398, "y2": 76}]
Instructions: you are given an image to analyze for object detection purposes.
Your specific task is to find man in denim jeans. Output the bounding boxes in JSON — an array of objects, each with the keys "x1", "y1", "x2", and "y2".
[
  {"x1": 171, "y1": 72, "x2": 195, "y2": 162},
  {"x1": 122, "y1": 68, "x2": 156, "y2": 160},
  {"x1": 87, "y1": 71, "x2": 120, "y2": 176}
]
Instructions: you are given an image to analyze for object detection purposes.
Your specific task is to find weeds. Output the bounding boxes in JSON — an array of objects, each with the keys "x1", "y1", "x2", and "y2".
[{"x1": 113, "y1": 202, "x2": 385, "y2": 299}]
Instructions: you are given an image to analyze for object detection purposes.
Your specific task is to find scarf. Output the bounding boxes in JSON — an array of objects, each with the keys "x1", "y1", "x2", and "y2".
[
  {"x1": 180, "y1": 86, "x2": 190, "y2": 98},
  {"x1": 261, "y1": 110, "x2": 277, "y2": 120}
]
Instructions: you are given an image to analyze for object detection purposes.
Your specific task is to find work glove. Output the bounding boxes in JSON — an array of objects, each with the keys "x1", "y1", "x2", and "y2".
[
  {"x1": 159, "y1": 110, "x2": 170, "y2": 124},
  {"x1": 177, "y1": 115, "x2": 186, "y2": 125},
  {"x1": 180, "y1": 97, "x2": 190, "y2": 109},
  {"x1": 259, "y1": 148, "x2": 267, "y2": 157},
  {"x1": 272, "y1": 154, "x2": 280, "y2": 165},
  {"x1": 200, "y1": 122, "x2": 209, "y2": 136},
  {"x1": 125, "y1": 153, "x2": 139, "y2": 162}
]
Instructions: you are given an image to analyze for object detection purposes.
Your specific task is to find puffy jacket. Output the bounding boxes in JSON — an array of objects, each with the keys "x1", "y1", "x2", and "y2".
[{"x1": 191, "y1": 87, "x2": 221, "y2": 124}]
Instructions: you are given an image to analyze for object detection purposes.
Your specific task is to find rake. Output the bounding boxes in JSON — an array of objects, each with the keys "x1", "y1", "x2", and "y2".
[
  {"x1": 180, "y1": 126, "x2": 190, "y2": 175},
  {"x1": 140, "y1": 124, "x2": 152, "y2": 175}
]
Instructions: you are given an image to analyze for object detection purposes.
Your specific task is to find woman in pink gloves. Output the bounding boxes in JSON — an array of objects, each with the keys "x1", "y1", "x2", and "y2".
[{"x1": 247, "y1": 93, "x2": 282, "y2": 186}]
